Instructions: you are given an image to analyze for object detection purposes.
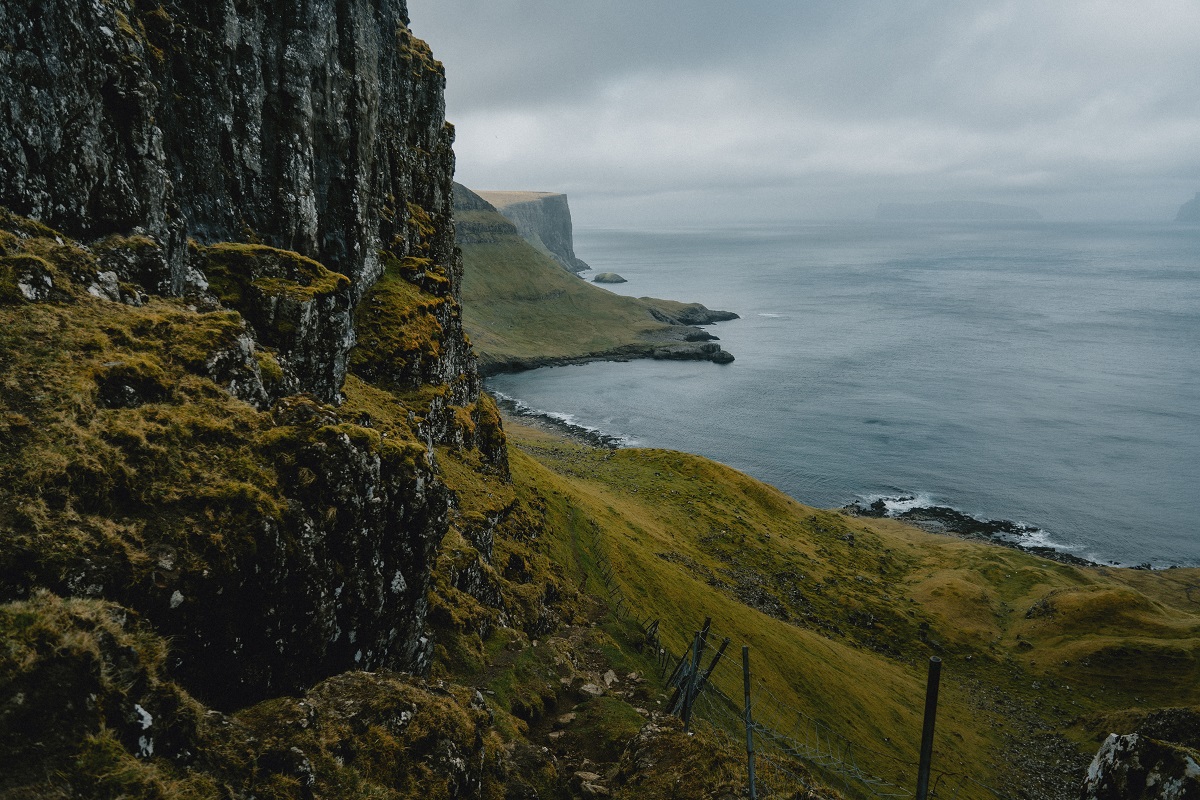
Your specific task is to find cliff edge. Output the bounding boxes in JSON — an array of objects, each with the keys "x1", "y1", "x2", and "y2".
[
  {"x1": 475, "y1": 190, "x2": 591, "y2": 272},
  {"x1": 455, "y1": 184, "x2": 736, "y2": 372},
  {"x1": 0, "y1": 0, "x2": 503, "y2": 711}
]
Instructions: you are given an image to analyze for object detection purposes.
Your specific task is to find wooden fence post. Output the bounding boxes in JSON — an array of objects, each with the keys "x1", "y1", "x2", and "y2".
[
  {"x1": 743, "y1": 646, "x2": 758, "y2": 800},
  {"x1": 915, "y1": 656, "x2": 942, "y2": 800}
]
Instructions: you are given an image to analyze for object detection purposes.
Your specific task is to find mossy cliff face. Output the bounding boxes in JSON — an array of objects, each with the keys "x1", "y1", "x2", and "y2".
[
  {"x1": 0, "y1": 0, "x2": 454, "y2": 297},
  {"x1": 0, "y1": 222, "x2": 461, "y2": 710},
  {"x1": 0, "y1": 0, "x2": 504, "y2": 716}
]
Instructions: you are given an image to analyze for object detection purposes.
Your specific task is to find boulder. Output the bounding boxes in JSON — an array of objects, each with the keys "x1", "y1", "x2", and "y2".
[{"x1": 1081, "y1": 733, "x2": 1200, "y2": 799}]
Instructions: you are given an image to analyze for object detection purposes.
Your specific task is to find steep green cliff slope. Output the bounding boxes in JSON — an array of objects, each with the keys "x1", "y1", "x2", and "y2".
[{"x1": 454, "y1": 185, "x2": 736, "y2": 373}]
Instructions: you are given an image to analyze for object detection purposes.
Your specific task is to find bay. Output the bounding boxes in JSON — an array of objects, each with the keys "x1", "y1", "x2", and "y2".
[{"x1": 487, "y1": 221, "x2": 1200, "y2": 567}]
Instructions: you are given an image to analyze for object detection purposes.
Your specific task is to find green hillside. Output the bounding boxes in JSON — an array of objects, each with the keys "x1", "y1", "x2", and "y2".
[
  {"x1": 454, "y1": 185, "x2": 735, "y2": 373},
  {"x1": 434, "y1": 417, "x2": 1200, "y2": 799}
]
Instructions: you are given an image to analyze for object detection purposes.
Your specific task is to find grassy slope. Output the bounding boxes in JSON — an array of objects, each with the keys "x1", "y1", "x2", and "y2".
[
  {"x1": 6, "y1": 208, "x2": 1198, "y2": 799},
  {"x1": 479, "y1": 419, "x2": 1200, "y2": 798},
  {"x1": 457, "y1": 206, "x2": 722, "y2": 373}
]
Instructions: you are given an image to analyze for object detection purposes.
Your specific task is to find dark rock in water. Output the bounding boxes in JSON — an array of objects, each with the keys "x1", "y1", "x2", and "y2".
[
  {"x1": 841, "y1": 497, "x2": 1096, "y2": 566},
  {"x1": 593, "y1": 272, "x2": 628, "y2": 283},
  {"x1": 894, "y1": 505, "x2": 1037, "y2": 538},
  {"x1": 1080, "y1": 733, "x2": 1200, "y2": 799},
  {"x1": 652, "y1": 341, "x2": 734, "y2": 364},
  {"x1": 1176, "y1": 192, "x2": 1200, "y2": 223},
  {"x1": 853, "y1": 499, "x2": 890, "y2": 518},
  {"x1": 649, "y1": 302, "x2": 741, "y2": 325}
]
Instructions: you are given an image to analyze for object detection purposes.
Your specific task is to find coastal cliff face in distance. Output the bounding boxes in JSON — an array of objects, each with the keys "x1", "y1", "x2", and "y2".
[
  {"x1": 0, "y1": 0, "x2": 506, "y2": 718},
  {"x1": 454, "y1": 184, "x2": 737, "y2": 372},
  {"x1": 475, "y1": 190, "x2": 591, "y2": 272},
  {"x1": 1176, "y1": 192, "x2": 1200, "y2": 222}
]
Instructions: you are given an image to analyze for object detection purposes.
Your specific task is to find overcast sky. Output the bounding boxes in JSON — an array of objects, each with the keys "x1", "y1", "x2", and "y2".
[{"x1": 407, "y1": 0, "x2": 1200, "y2": 227}]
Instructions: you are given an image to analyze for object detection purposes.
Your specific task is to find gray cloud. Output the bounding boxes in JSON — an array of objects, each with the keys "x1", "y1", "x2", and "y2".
[{"x1": 409, "y1": 0, "x2": 1200, "y2": 225}]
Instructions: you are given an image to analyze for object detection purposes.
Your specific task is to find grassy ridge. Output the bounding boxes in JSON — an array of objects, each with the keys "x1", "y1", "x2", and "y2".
[
  {"x1": 455, "y1": 198, "x2": 732, "y2": 373},
  {"x1": 484, "y1": 419, "x2": 1200, "y2": 797}
]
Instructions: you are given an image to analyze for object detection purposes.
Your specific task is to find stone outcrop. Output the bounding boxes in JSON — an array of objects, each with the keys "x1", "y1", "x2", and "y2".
[
  {"x1": 593, "y1": 272, "x2": 627, "y2": 283},
  {"x1": 0, "y1": 0, "x2": 501, "y2": 712},
  {"x1": 475, "y1": 190, "x2": 591, "y2": 272},
  {"x1": 1, "y1": 0, "x2": 463, "y2": 405},
  {"x1": 1, "y1": 0, "x2": 454, "y2": 298},
  {"x1": 1081, "y1": 734, "x2": 1200, "y2": 799},
  {"x1": 1176, "y1": 193, "x2": 1200, "y2": 223}
]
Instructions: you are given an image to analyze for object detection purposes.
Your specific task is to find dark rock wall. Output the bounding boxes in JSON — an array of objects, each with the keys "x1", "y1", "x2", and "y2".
[
  {"x1": 1, "y1": 0, "x2": 455, "y2": 297},
  {"x1": 0, "y1": 0, "x2": 499, "y2": 708}
]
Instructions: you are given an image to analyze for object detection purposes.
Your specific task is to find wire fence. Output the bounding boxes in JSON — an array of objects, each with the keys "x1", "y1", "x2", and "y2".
[{"x1": 577, "y1": 518, "x2": 1015, "y2": 800}]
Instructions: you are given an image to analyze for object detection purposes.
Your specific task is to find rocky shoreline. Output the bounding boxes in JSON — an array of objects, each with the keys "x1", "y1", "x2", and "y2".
[
  {"x1": 478, "y1": 302, "x2": 739, "y2": 376},
  {"x1": 841, "y1": 498, "x2": 1100, "y2": 567},
  {"x1": 491, "y1": 394, "x2": 626, "y2": 449}
]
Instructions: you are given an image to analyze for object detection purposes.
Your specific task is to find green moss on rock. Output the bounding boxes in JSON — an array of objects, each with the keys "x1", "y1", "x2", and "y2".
[{"x1": 200, "y1": 243, "x2": 349, "y2": 305}]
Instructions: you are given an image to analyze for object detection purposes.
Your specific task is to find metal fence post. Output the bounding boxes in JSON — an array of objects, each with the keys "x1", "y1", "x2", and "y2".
[
  {"x1": 743, "y1": 646, "x2": 758, "y2": 800},
  {"x1": 915, "y1": 656, "x2": 942, "y2": 800}
]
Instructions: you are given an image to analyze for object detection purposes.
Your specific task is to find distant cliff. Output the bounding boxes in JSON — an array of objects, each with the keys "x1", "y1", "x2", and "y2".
[
  {"x1": 454, "y1": 184, "x2": 736, "y2": 372},
  {"x1": 475, "y1": 190, "x2": 590, "y2": 272},
  {"x1": 1176, "y1": 192, "x2": 1200, "y2": 222},
  {"x1": 878, "y1": 201, "x2": 1042, "y2": 221}
]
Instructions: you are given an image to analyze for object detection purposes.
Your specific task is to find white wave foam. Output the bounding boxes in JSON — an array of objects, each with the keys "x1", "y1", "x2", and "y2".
[
  {"x1": 488, "y1": 389, "x2": 634, "y2": 446},
  {"x1": 855, "y1": 490, "x2": 1098, "y2": 561},
  {"x1": 859, "y1": 492, "x2": 937, "y2": 515}
]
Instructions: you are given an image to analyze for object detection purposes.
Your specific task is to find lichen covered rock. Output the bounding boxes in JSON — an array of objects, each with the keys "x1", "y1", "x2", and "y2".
[
  {"x1": 198, "y1": 243, "x2": 355, "y2": 403},
  {"x1": 0, "y1": 222, "x2": 452, "y2": 709},
  {"x1": 1082, "y1": 733, "x2": 1200, "y2": 800}
]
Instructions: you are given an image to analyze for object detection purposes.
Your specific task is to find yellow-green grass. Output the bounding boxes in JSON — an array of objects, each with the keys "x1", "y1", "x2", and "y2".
[
  {"x1": 495, "y1": 419, "x2": 1200, "y2": 797},
  {"x1": 458, "y1": 208, "x2": 713, "y2": 372}
]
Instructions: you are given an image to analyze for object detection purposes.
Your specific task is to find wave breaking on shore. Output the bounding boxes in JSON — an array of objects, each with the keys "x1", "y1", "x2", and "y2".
[
  {"x1": 841, "y1": 494, "x2": 1140, "y2": 568},
  {"x1": 489, "y1": 390, "x2": 634, "y2": 449}
]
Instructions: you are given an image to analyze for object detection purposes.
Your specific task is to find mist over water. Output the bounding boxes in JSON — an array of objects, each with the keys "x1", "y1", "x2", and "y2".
[{"x1": 487, "y1": 222, "x2": 1200, "y2": 567}]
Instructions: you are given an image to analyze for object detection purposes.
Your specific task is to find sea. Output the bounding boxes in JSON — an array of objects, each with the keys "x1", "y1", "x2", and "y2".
[{"x1": 486, "y1": 221, "x2": 1200, "y2": 567}]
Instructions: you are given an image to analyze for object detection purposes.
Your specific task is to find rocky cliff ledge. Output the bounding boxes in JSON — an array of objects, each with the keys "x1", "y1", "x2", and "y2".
[
  {"x1": 475, "y1": 190, "x2": 591, "y2": 272},
  {"x1": 0, "y1": 0, "x2": 504, "y2": 713}
]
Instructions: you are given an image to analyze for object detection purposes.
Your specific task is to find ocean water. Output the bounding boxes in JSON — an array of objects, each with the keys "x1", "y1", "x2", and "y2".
[{"x1": 487, "y1": 221, "x2": 1200, "y2": 567}]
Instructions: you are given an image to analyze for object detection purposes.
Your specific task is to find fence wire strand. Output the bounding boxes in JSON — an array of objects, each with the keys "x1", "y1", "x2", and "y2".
[{"x1": 578, "y1": 520, "x2": 1013, "y2": 800}]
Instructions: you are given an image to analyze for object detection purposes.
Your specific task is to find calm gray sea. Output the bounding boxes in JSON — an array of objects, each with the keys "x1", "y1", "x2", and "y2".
[{"x1": 487, "y1": 221, "x2": 1200, "y2": 567}]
